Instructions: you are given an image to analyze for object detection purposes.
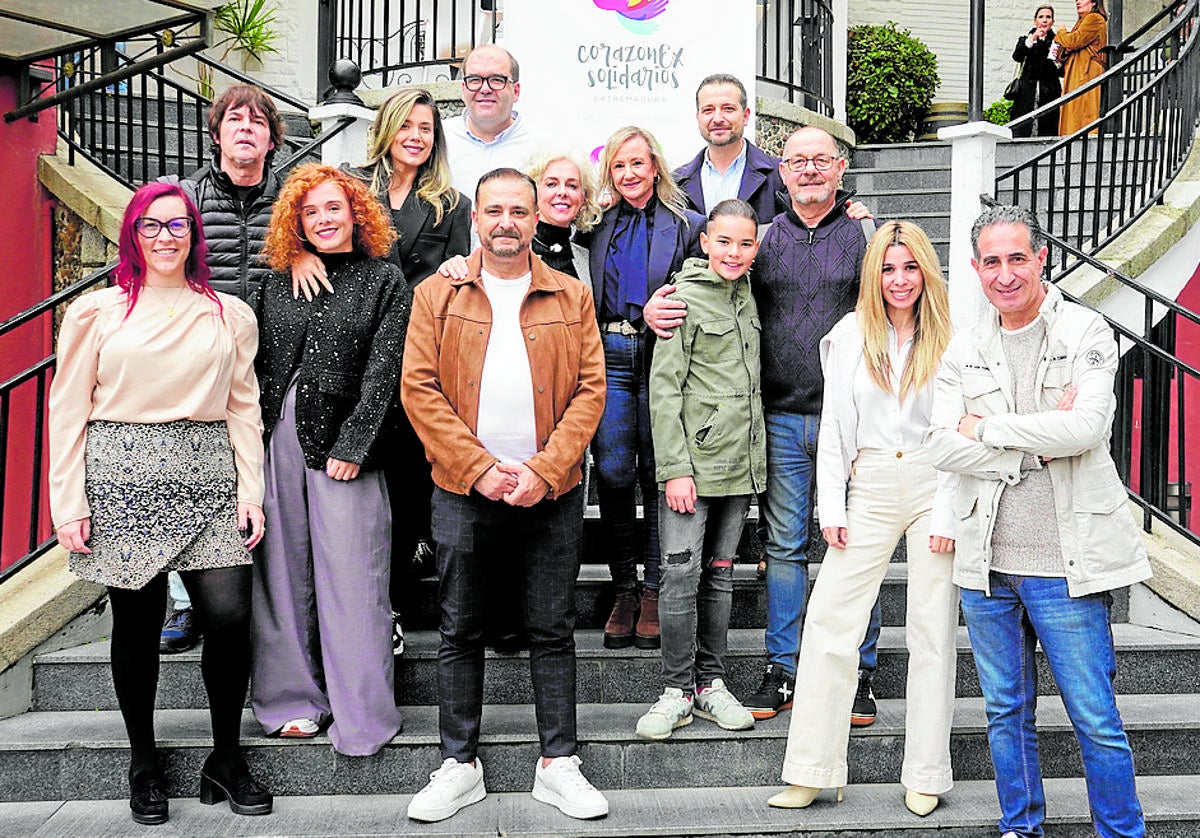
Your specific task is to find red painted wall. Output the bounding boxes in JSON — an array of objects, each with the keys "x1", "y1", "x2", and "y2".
[{"x1": 0, "y1": 70, "x2": 58, "y2": 569}]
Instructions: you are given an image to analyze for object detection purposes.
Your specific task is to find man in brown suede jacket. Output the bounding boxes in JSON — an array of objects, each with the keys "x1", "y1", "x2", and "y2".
[{"x1": 400, "y1": 168, "x2": 607, "y2": 823}]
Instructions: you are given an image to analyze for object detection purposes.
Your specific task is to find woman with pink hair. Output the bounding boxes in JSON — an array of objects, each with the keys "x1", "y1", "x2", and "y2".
[{"x1": 48, "y1": 181, "x2": 271, "y2": 826}]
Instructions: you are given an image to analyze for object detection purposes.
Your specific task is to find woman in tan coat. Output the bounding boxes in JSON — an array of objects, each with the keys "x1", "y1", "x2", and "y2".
[{"x1": 1056, "y1": 0, "x2": 1109, "y2": 134}]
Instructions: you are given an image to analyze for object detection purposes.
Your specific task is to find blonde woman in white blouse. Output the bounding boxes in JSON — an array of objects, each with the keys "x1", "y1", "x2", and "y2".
[
  {"x1": 48, "y1": 182, "x2": 270, "y2": 826},
  {"x1": 768, "y1": 221, "x2": 958, "y2": 817}
]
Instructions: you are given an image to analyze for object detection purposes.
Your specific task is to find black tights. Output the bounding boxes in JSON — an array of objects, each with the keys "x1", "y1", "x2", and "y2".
[{"x1": 107, "y1": 566, "x2": 252, "y2": 776}]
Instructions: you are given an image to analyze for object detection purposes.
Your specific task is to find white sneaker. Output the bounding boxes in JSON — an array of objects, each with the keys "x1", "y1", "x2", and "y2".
[
  {"x1": 694, "y1": 679, "x2": 754, "y2": 730},
  {"x1": 406, "y1": 757, "x2": 486, "y2": 822},
  {"x1": 531, "y1": 755, "x2": 609, "y2": 819},
  {"x1": 635, "y1": 687, "x2": 694, "y2": 740}
]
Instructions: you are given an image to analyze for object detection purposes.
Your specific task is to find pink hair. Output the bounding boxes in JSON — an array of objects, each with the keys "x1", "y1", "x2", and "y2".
[{"x1": 114, "y1": 182, "x2": 220, "y2": 316}]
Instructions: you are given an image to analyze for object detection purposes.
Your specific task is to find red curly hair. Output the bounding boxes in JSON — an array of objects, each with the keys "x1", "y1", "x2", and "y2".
[{"x1": 262, "y1": 163, "x2": 397, "y2": 270}]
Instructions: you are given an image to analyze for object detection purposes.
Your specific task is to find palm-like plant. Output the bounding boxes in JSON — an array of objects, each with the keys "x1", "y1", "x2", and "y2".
[{"x1": 212, "y1": 0, "x2": 280, "y2": 63}]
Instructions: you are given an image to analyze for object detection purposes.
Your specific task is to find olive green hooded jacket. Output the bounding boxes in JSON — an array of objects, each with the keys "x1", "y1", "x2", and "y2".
[{"x1": 649, "y1": 257, "x2": 767, "y2": 496}]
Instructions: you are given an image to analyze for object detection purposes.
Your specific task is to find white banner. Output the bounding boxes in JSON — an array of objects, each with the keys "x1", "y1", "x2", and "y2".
[{"x1": 503, "y1": 0, "x2": 757, "y2": 171}]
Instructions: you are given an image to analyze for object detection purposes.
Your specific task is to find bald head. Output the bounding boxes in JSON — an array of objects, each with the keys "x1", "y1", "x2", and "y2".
[{"x1": 779, "y1": 126, "x2": 846, "y2": 223}]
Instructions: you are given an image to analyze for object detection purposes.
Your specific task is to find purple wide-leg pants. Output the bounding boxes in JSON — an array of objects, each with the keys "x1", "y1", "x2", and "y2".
[{"x1": 250, "y1": 385, "x2": 402, "y2": 756}]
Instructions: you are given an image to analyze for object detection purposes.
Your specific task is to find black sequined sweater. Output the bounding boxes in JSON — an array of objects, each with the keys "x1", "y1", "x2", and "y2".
[{"x1": 253, "y1": 252, "x2": 412, "y2": 469}]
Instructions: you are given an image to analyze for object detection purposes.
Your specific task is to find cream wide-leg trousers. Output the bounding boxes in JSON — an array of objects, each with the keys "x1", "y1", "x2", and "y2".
[{"x1": 781, "y1": 447, "x2": 959, "y2": 794}]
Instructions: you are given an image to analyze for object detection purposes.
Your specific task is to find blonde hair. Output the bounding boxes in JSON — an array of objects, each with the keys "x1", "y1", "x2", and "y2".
[
  {"x1": 598, "y1": 125, "x2": 689, "y2": 220},
  {"x1": 524, "y1": 150, "x2": 603, "y2": 233},
  {"x1": 857, "y1": 221, "x2": 952, "y2": 400},
  {"x1": 365, "y1": 88, "x2": 460, "y2": 225}
]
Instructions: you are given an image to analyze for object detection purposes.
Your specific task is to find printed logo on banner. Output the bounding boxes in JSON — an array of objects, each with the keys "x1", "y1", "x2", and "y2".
[{"x1": 592, "y1": 0, "x2": 670, "y2": 34}]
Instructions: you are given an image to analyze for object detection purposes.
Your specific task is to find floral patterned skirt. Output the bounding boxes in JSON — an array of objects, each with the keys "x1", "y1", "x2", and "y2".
[{"x1": 70, "y1": 419, "x2": 251, "y2": 590}]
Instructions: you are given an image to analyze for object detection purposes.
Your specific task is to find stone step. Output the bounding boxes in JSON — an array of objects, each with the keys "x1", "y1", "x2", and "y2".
[
  {"x1": 4, "y1": 775, "x2": 1199, "y2": 837},
  {"x1": 847, "y1": 188, "x2": 951, "y2": 217},
  {"x1": 31, "y1": 615, "x2": 1177, "y2": 713},
  {"x1": 1, "y1": 693, "x2": 1196, "y2": 801},
  {"x1": 399, "y1": 561, "x2": 925, "y2": 633},
  {"x1": 845, "y1": 165, "x2": 953, "y2": 191}
]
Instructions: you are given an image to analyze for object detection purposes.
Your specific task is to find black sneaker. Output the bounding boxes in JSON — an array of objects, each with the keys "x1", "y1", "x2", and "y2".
[
  {"x1": 743, "y1": 663, "x2": 796, "y2": 720},
  {"x1": 851, "y1": 670, "x2": 877, "y2": 727},
  {"x1": 159, "y1": 607, "x2": 200, "y2": 654}
]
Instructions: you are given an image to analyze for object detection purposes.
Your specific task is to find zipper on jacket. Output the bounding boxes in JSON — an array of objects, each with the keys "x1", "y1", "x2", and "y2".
[{"x1": 237, "y1": 195, "x2": 249, "y2": 301}]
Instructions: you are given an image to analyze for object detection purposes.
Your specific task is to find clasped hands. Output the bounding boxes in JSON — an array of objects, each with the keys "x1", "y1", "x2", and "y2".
[{"x1": 474, "y1": 462, "x2": 550, "y2": 507}]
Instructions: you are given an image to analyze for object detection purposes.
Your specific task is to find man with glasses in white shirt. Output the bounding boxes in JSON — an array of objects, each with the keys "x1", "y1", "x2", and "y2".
[{"x1": 445, "y1": 45, "x2": 547, "y2": 200}]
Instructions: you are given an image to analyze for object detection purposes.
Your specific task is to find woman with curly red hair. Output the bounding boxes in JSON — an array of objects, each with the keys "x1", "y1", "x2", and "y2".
[{"x1": 249, "y1": 163, "x2": 409, "y2": 756}]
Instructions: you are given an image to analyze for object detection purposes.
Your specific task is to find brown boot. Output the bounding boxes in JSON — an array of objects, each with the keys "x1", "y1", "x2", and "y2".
[
  {"x1": 603, "y1": 589, "x2": 639, "y2": 649},
  {"x1": 635, "y1": 588, "x2": 660, "y2": 649}
]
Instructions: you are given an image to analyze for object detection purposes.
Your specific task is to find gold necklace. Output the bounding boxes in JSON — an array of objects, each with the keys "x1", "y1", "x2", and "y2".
[{"x1": 145, "y1": 284, "x2": 189, "y2": 317}]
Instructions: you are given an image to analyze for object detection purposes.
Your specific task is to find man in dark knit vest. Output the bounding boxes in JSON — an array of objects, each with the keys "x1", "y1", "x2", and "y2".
[{"x1": 645, "y1": 126, "x2": 883, "y2": 722}]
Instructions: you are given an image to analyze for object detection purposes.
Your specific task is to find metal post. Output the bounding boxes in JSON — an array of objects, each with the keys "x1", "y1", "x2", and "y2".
[
  {"x1": 316, "y1": 0, "x2": 337, "y2": 103},
  {"x1": 969, "y1": 0, "x2": 984, "y2": 121}
]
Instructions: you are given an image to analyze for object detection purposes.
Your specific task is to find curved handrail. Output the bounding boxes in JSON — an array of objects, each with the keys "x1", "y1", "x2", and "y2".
[
  {"x1": 996, "y1": 3, "x2": 1198, "y2": 280},
  {"x1": 1007, "y1": 0, "x2": 1196, "y2": 135}
]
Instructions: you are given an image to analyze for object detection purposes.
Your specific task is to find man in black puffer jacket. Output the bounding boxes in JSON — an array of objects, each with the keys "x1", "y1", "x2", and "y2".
[
  {"x1": 161, "y1": 83, "x2": 285, "y2": 301},
  {"x1": 157, "y1": 83, "x2": 285, "y2": 653}
]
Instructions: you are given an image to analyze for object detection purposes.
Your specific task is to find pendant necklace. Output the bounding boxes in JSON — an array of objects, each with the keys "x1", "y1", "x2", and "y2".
[{"x1": 146, "y1": 284, "x2": 188, "y2": 317}]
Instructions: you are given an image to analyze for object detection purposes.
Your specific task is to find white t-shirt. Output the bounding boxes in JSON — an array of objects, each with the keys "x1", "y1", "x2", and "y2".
[{"x1": 476, "y1": 269, "x2": 537, "y2": 464}]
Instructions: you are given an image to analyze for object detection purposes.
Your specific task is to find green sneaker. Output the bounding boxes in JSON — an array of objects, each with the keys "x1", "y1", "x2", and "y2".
[
  {"x1": 694, "y1": 678, "x2": 754, "y2": 730},
  {"x1": 635, "y1": 688, "x2": 694, "y2": 740}
]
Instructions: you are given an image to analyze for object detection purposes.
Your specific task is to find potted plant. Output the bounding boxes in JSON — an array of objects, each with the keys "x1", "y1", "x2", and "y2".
[
  {"x1": 187, "y1": 0, "x2": 281, "y2": 97},
  {"x1": 846, "y1": 22, "x2": 940, "y2": 144}
]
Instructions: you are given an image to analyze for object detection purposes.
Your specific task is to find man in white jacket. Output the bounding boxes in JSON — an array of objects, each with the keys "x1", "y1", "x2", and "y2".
[{"x1": 925, "y1": 204, "x2": 1149, "y2": 838}]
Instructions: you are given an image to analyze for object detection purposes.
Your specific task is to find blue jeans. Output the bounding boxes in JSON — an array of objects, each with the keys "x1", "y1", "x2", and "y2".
[
  {"x1": 961, "y1": 574, "x2": 1144, "y2": 838},
  {"x1": 658, "y1": 494, "x2": 750, "y2": 691},
  {"x1": 592, "y1": 331, "x2": 659, "y2": 591},
  {"x1": 761, "y1": 411, "x2": 880, "y2": 674}
]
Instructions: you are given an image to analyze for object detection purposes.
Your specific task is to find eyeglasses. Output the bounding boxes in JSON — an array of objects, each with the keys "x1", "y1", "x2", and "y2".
[
  {"x1": 783, "y1": 154, "x2": 839, "y2": 172},
  {"x1": 463, "y1": 74, "x2": 513, "y2": 92},
  {"x1": 135, "y1": 217, "x2": 192, "y2": 238}
]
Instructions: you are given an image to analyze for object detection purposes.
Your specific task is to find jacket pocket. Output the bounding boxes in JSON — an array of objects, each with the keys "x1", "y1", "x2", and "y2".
[
  {"x1": 317, "y1": 371, "x2": 357, "y2": 398},
  {"x1": 1041, "y1": 359, "x2": 1072, "y2": 406},
  {"x1": 962, "y1": 372, "x2": 1006, "y2": 414},
  {"x1": 693, "y1": 403, "x2": 721, "y2": 447},
  {"x1": 697, "y1": 317, "x2": 735, "y2": 340}
]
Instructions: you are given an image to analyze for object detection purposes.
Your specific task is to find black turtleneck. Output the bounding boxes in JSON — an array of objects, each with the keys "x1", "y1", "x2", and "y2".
[{"x1": 532, "y1": 221, "x2": 576, "y2": 277}]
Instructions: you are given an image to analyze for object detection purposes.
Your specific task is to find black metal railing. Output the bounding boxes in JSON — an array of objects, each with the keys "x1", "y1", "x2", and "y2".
[
  {"x1": 318, "y1": 0, "x2": 836, "y2": 116},
  {"x1": 1053, "y1": 236, "x2": 1197, "y2": 542},
  {"x1": 321, "y1": 0, "x2": 501, "y2": 90},
  {"x1": 758, "y1": 0, "x2": 835, "y2": 117},
  {"x1": 998, "y1": 0, "x2": 1198, "y2": 280},
  {"x1": 55, "y1": 38, "x2": 343, "y2": 190},
  {"x1": 0, "y1": 265, "x2": 115, "y2": 582}
]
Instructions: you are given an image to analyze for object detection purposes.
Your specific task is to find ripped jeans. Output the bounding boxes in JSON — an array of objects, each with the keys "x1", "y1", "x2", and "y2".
[{"x1": 657, "y1": 493, "x2": 752, "y2": 692}]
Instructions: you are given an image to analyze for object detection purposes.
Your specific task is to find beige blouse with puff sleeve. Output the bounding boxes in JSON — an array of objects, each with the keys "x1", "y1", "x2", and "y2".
[{"x1": 48, "y1": 286, "x2": 265, "y2": 528}]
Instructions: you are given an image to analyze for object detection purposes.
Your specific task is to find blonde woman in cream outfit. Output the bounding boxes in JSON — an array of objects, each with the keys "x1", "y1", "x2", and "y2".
[{"x1": 768, "y1": 221, "x2": 959, "y2": 817}]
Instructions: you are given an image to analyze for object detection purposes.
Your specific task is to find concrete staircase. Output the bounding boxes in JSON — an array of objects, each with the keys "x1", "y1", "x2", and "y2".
[
  {"x1": 845, "y1": 136, "x2": 1157, "y2": 269},
  {"x1": 3, "y1": 512, "x2": 1200, "y2": 836}
]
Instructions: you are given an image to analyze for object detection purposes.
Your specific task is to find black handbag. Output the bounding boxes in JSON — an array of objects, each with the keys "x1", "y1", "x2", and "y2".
[{"x1": 1003, "y1": 61, "x2": 1025, "y2": 100}]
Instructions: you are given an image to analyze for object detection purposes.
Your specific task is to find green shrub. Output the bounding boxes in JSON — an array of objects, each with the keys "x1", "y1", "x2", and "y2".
[
  {"x1": 984, "y1": 99, "x2": 1012, "y2": 126},
  {"x1": 847, "y1": 22, "x2": 940, "y2": 144}
]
